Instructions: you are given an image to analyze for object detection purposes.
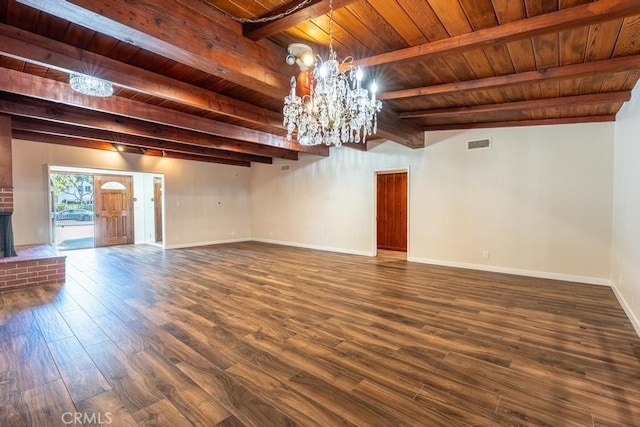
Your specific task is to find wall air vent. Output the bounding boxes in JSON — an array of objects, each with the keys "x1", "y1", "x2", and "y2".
[
  {"x1": 280, "y1": 165, "x2": 291, "y2": 172},
  {"x1": 467, "y1": 138, "x2": 492, "y2": 150}
]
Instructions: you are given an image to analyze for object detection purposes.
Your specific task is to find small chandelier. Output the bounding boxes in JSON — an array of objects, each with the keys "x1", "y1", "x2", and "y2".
[
  {"x1": 283, "y1": 0, "x2": 382, "y2": 147},
  {"x1": 69, "y1": 73, "x2": 113, "y2": 97}
]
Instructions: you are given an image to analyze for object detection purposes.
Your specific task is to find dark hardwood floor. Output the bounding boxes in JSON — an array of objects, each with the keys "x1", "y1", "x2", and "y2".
[{"x1": 1, "y1": 242, "x2": 640, "y2": 426}]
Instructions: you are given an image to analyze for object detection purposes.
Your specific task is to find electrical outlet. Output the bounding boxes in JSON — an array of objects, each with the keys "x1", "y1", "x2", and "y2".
[
  {"x1": 36, "y1": 227, "x2": 44, "y2": 236},
  {"x1": 482, "y1": 250, "x2": 490, "y2": 260},
  {"x1": 619, "y1": 274, "x2": 623, "y2": 286}
]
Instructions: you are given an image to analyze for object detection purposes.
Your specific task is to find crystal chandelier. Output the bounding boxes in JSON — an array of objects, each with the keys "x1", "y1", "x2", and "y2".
[
  {"x1": 283, "y1": 0, "x2": 382, "y2": 147},
  {"x1": 69, "y1": 73, "x2": 113, "y2": 97}
]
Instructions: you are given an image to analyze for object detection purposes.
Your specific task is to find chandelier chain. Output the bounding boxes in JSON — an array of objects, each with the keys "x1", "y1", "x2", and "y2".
[
  {"x1": 328, "y1": 0, "x2": 334, "y2": 53},
  {"x1": 198, "y1": 0, "x2": 313, "y2": 24}
]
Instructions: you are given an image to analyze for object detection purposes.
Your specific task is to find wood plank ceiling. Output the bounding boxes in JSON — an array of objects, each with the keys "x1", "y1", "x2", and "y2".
[{"x1": 0, "y1": 0, "x2": 639, "y2": 166}]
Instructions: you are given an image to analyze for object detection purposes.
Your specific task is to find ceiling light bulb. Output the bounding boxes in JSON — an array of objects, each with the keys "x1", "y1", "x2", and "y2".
[
  {"x1": 370, "y1": 80, "x2": 378, "y2": 94},
  {"x1": 302, "y1": 53, "x2": 314, "y2": 67},
  {"x1": 355, "y1": 68, "x2": 363, "y2": 81}
]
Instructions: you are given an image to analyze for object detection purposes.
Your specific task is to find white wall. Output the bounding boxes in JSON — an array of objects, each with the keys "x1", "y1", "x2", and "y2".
[
  {"x1": 414, "y1": 125, "x2": 613, "y2": 282},
  {"x1": 12, "y1": 139, "x2": 251, "y2": 248},
  {"x1": 251, "y1": 143, "x2": 419, "y2": 255},
  {"x1": 612, "y1": 83, "x2": 640, "y2": 333},
  {"x1": 251, "y1": 123, "x2": 614, "y2": 284}
]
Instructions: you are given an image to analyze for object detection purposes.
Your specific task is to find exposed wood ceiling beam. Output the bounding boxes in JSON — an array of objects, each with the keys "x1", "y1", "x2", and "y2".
[
  {"x1": 16, "y1": 0, "x2": 291, "y2": 97},
  {"x1": 243, "y1": 0, "x2": 360, "y2": 41},
  {"x1": 423, "y1": 116, "x2": 616, "y2": 132},
  {"x1": 381, "y1": 55, "x2": 640, "y2": 100},
  {"x1": 142, "y1": 149, "x2": 250, "y2": 166},
  {"x1": 0, "y1": 24, "x2": 289, "y2": 135},
  {"x1": 12, "y1": 130, "x2": 250, "y2": 167},
  {"x1": 11, "y1": 117, "x2": 264, "y2": 165},
  {"x1": 12, "y1": 116, "x2": 174, "y2": 149},
  {"x1": 12, "y1": 131, "x2": 138, "y2": 155},
  {"x1": 375, "y1": 109, "x2": 425, "y2": 148},
  {"x1": 342, "y1": 142, "x2": 368, "y2": 152},
  {"x1": 399, "y1": 92, "x2": 631, "y2": 119},
  {"x1": 0, "y1": 17, "x2": 424, "y2": 150},
  {"x1": 151, "y1": 145, "x2": 249, "y2": 165},
  {"x1": 352, "y1": 0, "x2": 640, "y2": 68},
  {"x1": 0, "y1": 67, "x2": 308, "y2": 160},
  {"x1": 0, "y1": 95, "x2": 287, "y2": 161}
]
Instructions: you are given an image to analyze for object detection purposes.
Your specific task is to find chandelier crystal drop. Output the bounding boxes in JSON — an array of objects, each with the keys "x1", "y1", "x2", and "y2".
[
  {"x1": 69, "y1": 73, "x2": 113, "y2": 97},
  {"x1": 283, "y1": 0, "x2": 382, "y2": 147}
]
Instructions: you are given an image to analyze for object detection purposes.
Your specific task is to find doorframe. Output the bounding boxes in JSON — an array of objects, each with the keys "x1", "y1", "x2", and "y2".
[
  {"x1": 46, "y1": 164, "x2": 54, "y2": 245},
  {"x1": 156, "y1": 174, "x2": 166, "y2": 248},
  {"x1": 153, "y1": 177, "x2": 164, "y2": 244},
  {"x1": 372, "y1": 167, "x2": 410, "y2": 257}
]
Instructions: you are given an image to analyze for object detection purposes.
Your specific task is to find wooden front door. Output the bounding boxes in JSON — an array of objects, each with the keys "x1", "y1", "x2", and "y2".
[
  {"x1": 153, "y1": 178, "x2": 163, "y2": 242},
  {"x1": 376, "y1": 172, "x2": 407, "y2": 252},
  {"x1": 94, "y1": 175, "x2": 134, "y2": 247}
]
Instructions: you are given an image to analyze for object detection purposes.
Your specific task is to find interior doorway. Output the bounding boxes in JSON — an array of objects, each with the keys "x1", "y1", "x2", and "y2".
[
  {"x1": 376, "y1": 171, "x2": 408, "y2": 253},
  {"x1": 49, "y1": 166, "x2": 165, "y2": 250}
]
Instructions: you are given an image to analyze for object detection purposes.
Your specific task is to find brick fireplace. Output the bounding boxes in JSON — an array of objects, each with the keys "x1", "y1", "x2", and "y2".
[
  {"x1": 0, "y1": 115, "x2": 16, "y2": 258},
  {"x1": 0, "y1": 186, "x2": 12, "y2": 212},
  {"x1": 0, "y1": 211, "x2": 17, "y2": 258},
  {"x1": 0, "y1": 114, "x2": 65, "y2": 290}
]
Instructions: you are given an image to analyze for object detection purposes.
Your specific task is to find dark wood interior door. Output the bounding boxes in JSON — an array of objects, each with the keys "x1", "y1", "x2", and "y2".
[
  {"x1": 94, "y1": 175, "x2": 134, "y2": 247},
  {"x1": 377, "y1": 172, "x2": 407, "y2": 252},
  {"x1": 153, "y1": 178, "x2": 163, "y2": 242}
]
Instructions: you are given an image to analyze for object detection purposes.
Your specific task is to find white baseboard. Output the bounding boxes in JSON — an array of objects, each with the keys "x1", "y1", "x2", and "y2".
[
  {"x1": 407, "y1": 256, "x2": 611, "y2": 286},
  {"x1": 137, "y1": 238, "x2": 159, "y2": 245},
  {"x1": 143, "y1": 241, "x2": 164, "y2": 248},
  {"x1": 610, "y1": 282, "x2": 640, "y2": 338},
  {"x1": 252, "y1": 238, "x2": 375, "y2": 257},
  {"x1": 165, "y1": 238, "x2": 251, "y2": 249}
]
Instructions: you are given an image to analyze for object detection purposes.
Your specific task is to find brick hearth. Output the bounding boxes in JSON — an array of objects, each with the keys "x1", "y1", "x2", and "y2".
[{"x1": 0, "y1": 245, "x2": 66, "y2": 291}]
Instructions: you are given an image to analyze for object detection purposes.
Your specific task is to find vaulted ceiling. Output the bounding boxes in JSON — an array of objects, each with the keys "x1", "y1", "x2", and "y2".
[{"x1": 1, "y1": 0, "x2": 639, "y2": 166}]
